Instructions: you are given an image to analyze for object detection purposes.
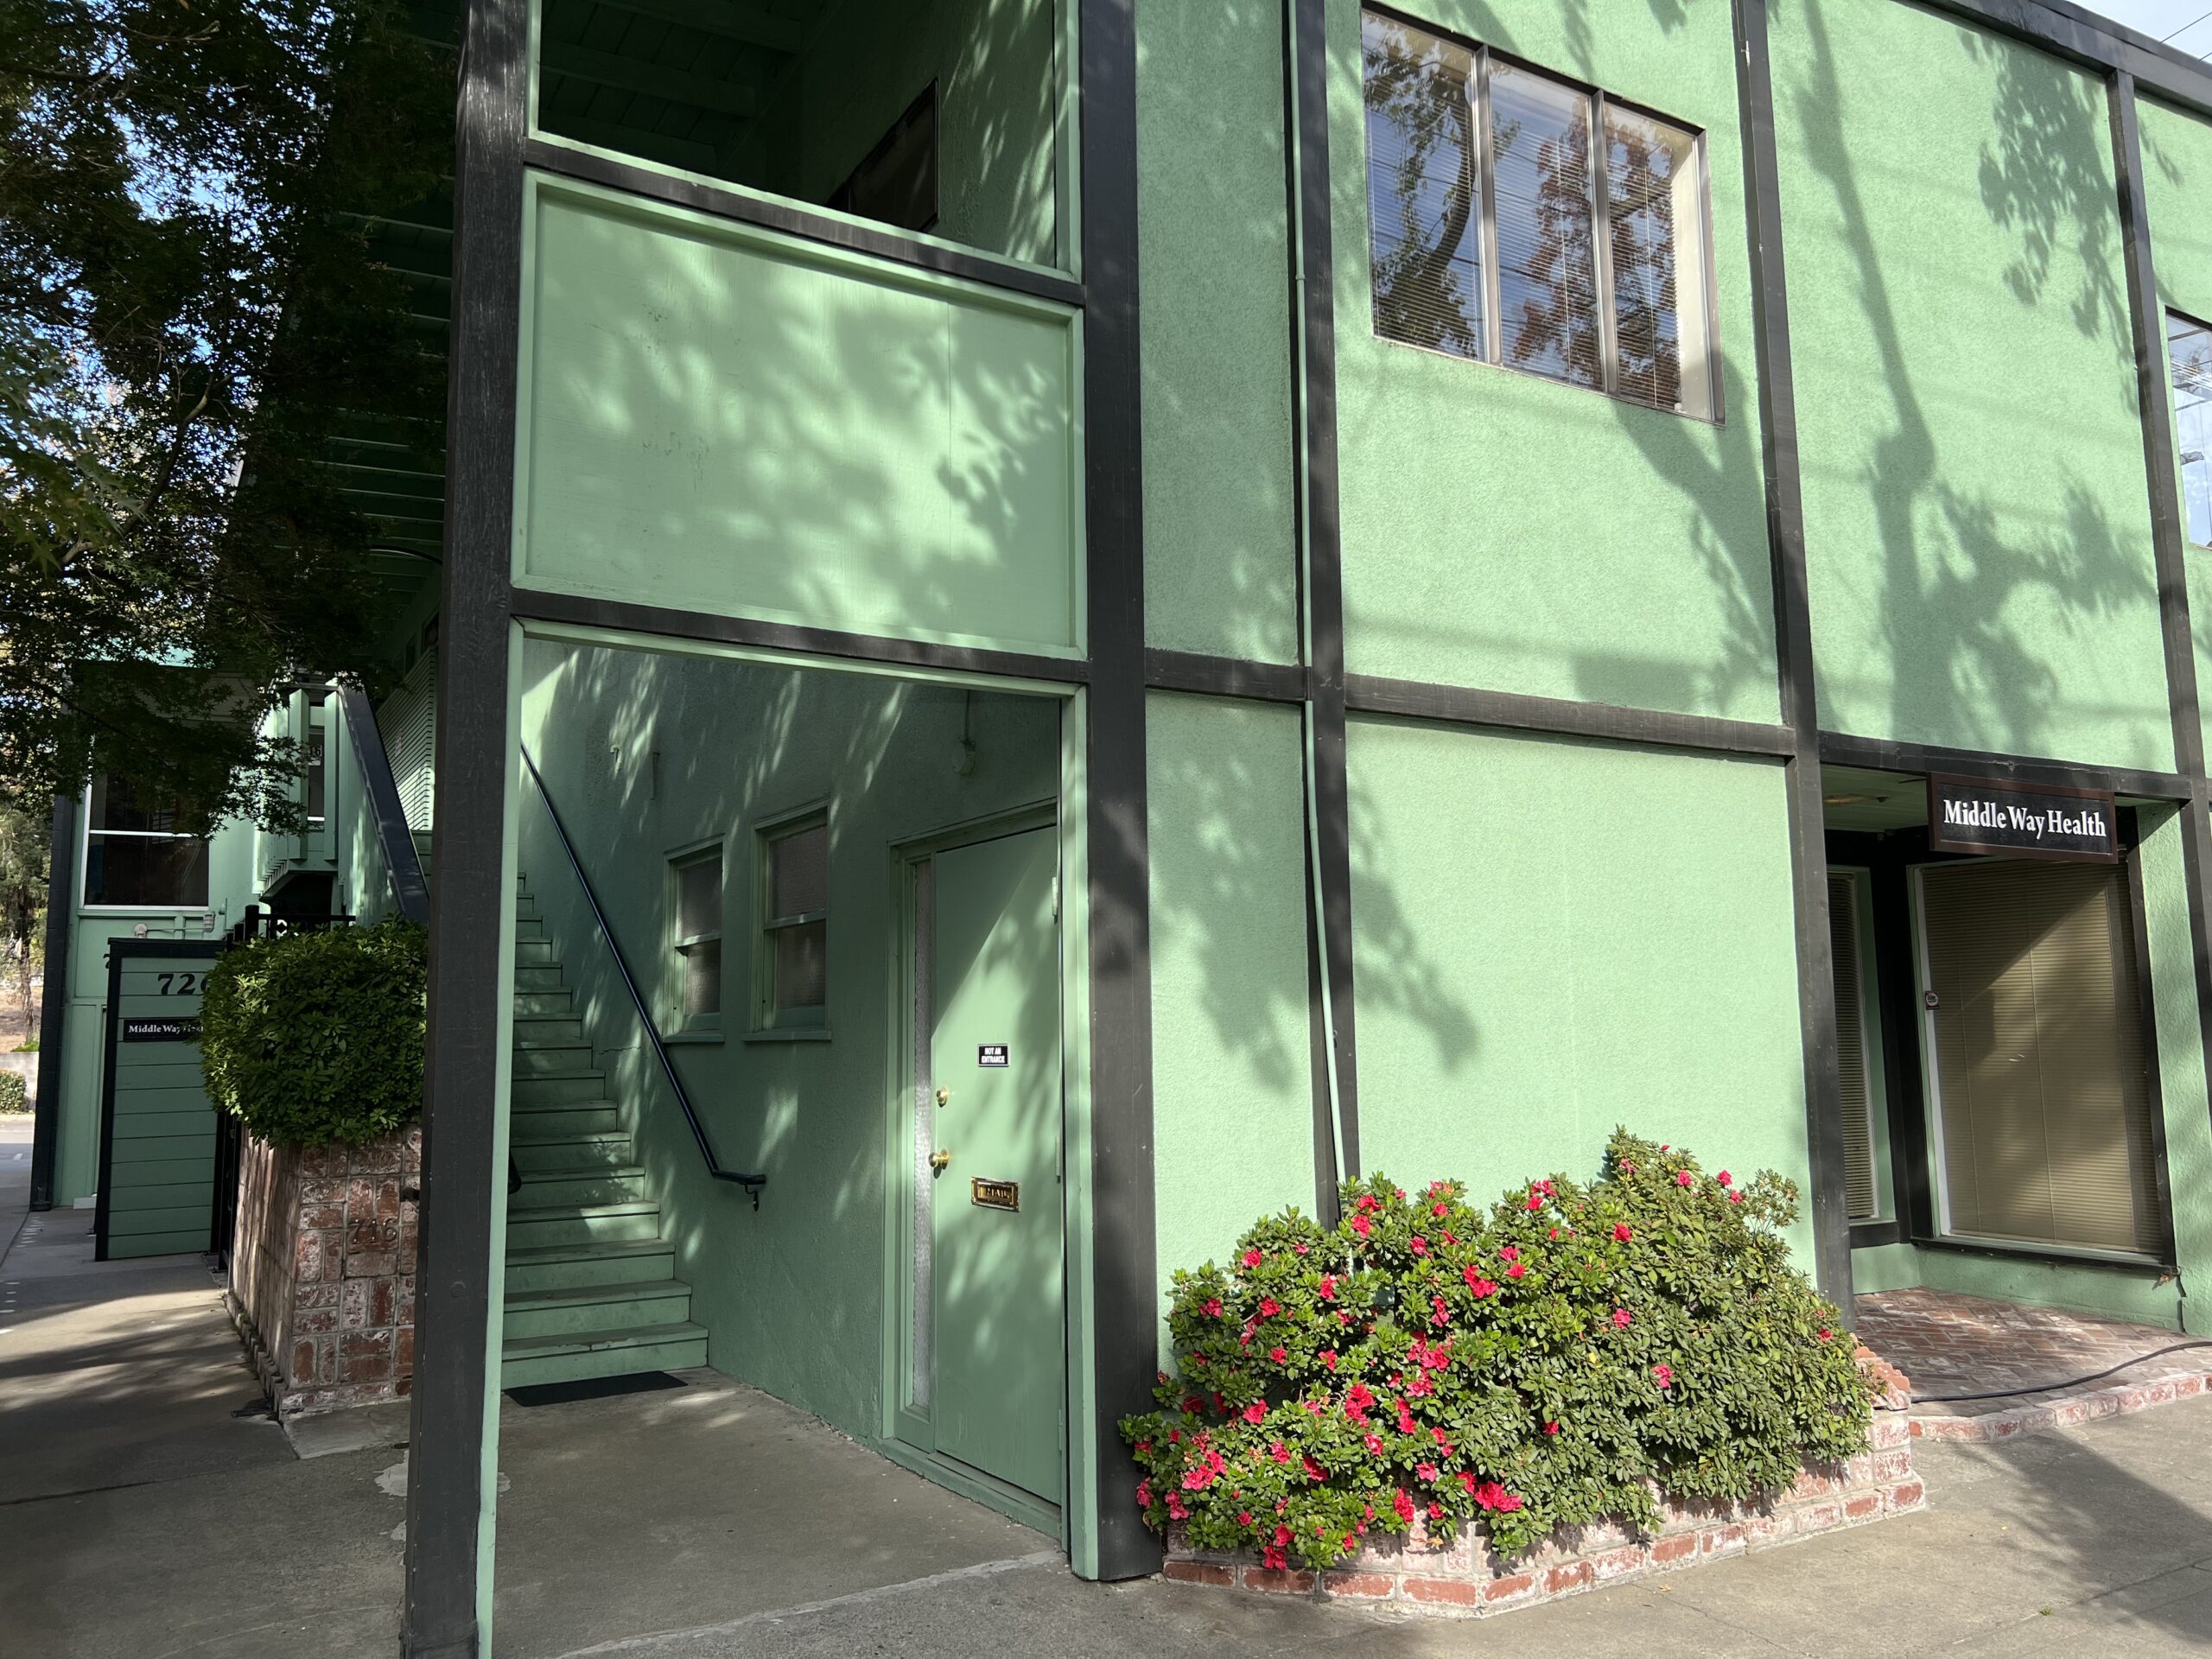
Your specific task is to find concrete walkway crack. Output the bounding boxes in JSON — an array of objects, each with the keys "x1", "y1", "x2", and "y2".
[{"x1": 543, "y1": 1549, "x2": 1067, "y2": 1657}]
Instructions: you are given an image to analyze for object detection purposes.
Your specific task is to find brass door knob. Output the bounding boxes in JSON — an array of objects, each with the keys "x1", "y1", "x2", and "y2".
[
  {"x1": 935, "y1": 1086, "x2": 950, "y2": 1107},
  {"x1": 929, "y1": 1149, "x2": 952, "y2": 1173}
]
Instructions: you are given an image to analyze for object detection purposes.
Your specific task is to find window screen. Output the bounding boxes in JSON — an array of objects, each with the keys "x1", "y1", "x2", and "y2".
[
  {"x1": 1827, "y1": 872, "x2": 1881, "y2": 1222},
  {"x1": 763, "y1": 818, "x2": 828, "y2": 1027},
  {"x1": 1361, "y1": 10, "x2": 1713, "y2": 417},
  {"x1": 2171, "y1": 312, "x2": 2212, "y2": 548},
  {"x1": 671, "y1": 849, "x2": 721, "y2": 1027},
  {"x1": 84, "y1": 773, "x2": 211, "y2": 907},
  {"x1": 1918, "y1": 860, "x2": 2161, "y2": 1257}
]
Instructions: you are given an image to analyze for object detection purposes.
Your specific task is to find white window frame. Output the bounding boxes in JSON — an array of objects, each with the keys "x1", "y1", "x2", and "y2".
[
  {"x1": 77, "y1": 774, "x2": 215, "y2": 917},
  {"x1": 667, "y1": 834, "x2": 727, "y2": 1037},
  {"x1": 752, "y1": 802, "x2": 831, "y2": 1038}
]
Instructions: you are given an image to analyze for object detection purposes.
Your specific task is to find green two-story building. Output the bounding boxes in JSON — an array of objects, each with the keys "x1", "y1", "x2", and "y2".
[{"x1": 36, "y1": 0, "x2": 2212, "y2": 1651}]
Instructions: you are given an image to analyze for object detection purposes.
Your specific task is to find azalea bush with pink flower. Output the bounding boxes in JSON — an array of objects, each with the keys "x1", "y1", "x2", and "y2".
[{"x1": 1121, "y1": 1129, "x2": 1869, "y2": 1569}]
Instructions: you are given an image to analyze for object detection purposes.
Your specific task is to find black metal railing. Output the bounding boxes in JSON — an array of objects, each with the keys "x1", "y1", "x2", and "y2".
[
  {"x1": 336, "y1": 678, "x2": 430, "y2": 925},
  {"x1": 519, "y1": 746, "x2": 766, "y2": 1207}
]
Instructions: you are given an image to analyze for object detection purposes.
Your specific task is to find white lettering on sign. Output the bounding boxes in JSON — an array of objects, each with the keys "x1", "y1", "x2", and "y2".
[{"x1": 977, "y1": 1044, "x2": 1009, "y2": 1068}]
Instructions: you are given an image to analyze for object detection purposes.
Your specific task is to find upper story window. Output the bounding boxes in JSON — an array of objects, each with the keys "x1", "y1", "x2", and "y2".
[
  {"x1": 84, "y1": 773, "x2": 210, "y2": 909},
  {"x1": 2170, "y1": 311, "x2": 2212, "y2": 548},
  {"x1": 671, "y1": 844, "x2": 722, "y2": 1031},
  {"x1": 1361, "y1": 10, "x2": 1717, "y2": 419}
]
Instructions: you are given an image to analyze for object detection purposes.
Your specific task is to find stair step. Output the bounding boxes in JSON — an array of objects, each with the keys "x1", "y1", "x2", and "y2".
[
  {"x1": 512, "y1": 1103, "x2": 622, "y2": 1138},
  {"x1": 499, "y1": 1321, "x2": 709, "y2": 1389},
  {"x1": 514, "y1": 1164, "x2": 647, "y2": 1206},
  {"x1": 513, "y1": 966, "x2": 564, "y2": 994},
  {"x1": 513, "y1": 1072, "x2": 610, "y2": 1106},
  {"x1": 512, "y1": 1014, "x2": 585, "y2": 1046},
  {"x1": 512, "y1": 988, "x2": 574, "y2": 1018},
  {"x1": 505, "y1": 1198, "x2": 664, "y2": 1249},
  {"x1": 504, "y1": 1237, "x2": 676, "y2": 1293},
  {"x1": 514, "y1": 894, "x2": 541, "y2": 921},
  {"x1": 515, "y1": 938, "x2": 558, "y2": 967},
  {"x1": 511, "y1": 1132, "x2": 634, "y2": 1172},
  {"x1": 502, "y1": 1279, "x2": 696, "y2": 1339},
  {"x1": 515, "y1": 1043, "x2": 595, "y2": 1077},
  {"x1": 513, "y1": 916, "x2": 546, "y2": 941}
]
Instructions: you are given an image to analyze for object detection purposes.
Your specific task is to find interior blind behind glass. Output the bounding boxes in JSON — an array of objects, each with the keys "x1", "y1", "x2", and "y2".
[
  {"x1": 1363, "y1": 13, "x2": 1484, "y2": 361},
  {"x1": 1491, "y1": 60, "x2": 1600, "y2": 389},
  {"x1": 2171, "y1": 313, "x2": 2212, "y2": 547}
]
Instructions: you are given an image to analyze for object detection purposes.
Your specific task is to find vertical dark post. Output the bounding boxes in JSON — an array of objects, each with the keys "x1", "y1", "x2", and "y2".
[
  {"x1": 29, "y1": 794, "x2": 75, "y2": 1211},
  {"x1": 1289, "y1": 0, "x2": 1361, "y2": 1185},
  {"x1": 1732, "y1": 0, "x2": 1853, "y2": 1313},
  {"x1": 403, "y1": 0, "x2": 527, "y2": 1650},
  {"x1": 1078, "y1": 0, "x2": 1160, "y2": 1584},
  {"x1": 2108, "y1": 71, "x2": 2212, "y2": 1191}
]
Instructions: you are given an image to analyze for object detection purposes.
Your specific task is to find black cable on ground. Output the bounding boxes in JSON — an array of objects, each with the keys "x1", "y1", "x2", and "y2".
[{"x1": 1908, "y1": 1339, "x2": 2212, "y2": 1406}]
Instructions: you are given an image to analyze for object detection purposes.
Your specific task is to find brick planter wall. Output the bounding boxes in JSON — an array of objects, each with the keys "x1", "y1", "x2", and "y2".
[
  {"x1": 226, "y1": 1127, "x2": 420, "y2": 1418},
  {"x1": 1164, "y1": 1407, "x2": 1922, "y2": 1616}
]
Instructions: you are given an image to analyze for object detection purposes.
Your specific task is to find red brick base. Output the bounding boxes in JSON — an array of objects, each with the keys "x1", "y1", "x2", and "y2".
[
  {"x1": 226, "y1": 1129, "x2": 419, "y2": 1418},
  {"x1": 1165, "y1": 1410, "x2": 1920, "y2": 1617}
]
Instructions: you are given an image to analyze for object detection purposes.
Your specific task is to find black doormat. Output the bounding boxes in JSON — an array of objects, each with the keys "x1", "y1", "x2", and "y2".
[{"x1": 505, "y1": 1370, "x2": 688, "y2": 1408}]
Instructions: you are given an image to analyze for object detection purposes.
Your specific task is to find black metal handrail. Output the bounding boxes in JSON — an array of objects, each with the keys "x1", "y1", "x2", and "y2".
[
  {"x1": 335, "y1": 679, "x2": 430, "y2": 925},
  {"x1": 519, "y1": 746, "x2": 766, "y2": 1206}
]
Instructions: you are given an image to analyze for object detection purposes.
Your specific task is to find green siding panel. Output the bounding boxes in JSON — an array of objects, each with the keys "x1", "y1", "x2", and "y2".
[
  {"x1": 1137, "y1": 0, "x2": 1300, "y2": 664},
  {"x1": 1771, "y1": 0, "x2": 2171, "y2": 771},
  {"x1": 518, "y1": 178, "x2": 1083, "y2": 656},
  {"x1": 105, "y1": 1230, "x2": 210, "y2": 1259},
  {"x1": 107, "y1": 1180, "x2": 214, "y2": 1214},
  {"x1": 2137, "y1": 804, "x2": 2212, "y2": 1331},
  {"x1": 1328, "y1": 0, "x2": 1780, "y2": 722},
  {"x1": 1147, "y1": 693, "x2": 1316, "y2": 1302},
  {"x1": 1344, "y1": 716, "x2": 1814, "y2": 1259}
]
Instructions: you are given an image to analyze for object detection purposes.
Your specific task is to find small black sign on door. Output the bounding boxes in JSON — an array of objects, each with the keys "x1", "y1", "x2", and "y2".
[
  {"x1": 123, "y1": 1016, "x2": 202, "y2": 1043},
  {"x1": 977, "y1": 1044, "x2": 1008, "y2": 1067}
]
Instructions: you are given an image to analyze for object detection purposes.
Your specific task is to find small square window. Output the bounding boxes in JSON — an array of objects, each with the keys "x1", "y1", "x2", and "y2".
[
  {"x1": 760, "y1": 816, "x2": 829, "y2": 1030},
  {"x1": 83, "y1": 772, "x2": 212, "y2": 908},
  {"x1": 671, "y1": 846, "x2": 722, "y2": 1030}
]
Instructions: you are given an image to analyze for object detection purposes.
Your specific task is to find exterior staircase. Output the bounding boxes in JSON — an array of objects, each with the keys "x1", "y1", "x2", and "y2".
[{"x1": 500, "y1": 880, "x2": 709, "y2": 1389}]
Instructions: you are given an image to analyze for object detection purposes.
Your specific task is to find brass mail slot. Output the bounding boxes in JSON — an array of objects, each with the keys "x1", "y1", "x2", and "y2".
[{"x1": 970, "y1": 1178, "x2": 1020, "y2": 1211}]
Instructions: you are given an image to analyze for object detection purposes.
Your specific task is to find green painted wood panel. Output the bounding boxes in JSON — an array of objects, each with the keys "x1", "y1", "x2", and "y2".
[
  {"x1": 108, "y1": 1136, "x2": 214, "y2": 1164},
  {"x1": 1147, "y1": 693, "x2": 1316, "y2": 1305},
  {"x1": 517, "y1": 178, "x2": 1083, "y2": 656},
  {"x1": 1327, "y1": 0, "x2": 1780, "y2": 722},
  {"x1": 105, "y1": 1155, "x2": 217, "y2": 1187},
  {"x1": 101, "y1": 950, "x2": 219, "y2": 1259},
  {"x1": 2135, "y1": 804, "x2": 2212, "y2": 1330},
  {"x1": 1137, "y1": 0, "x2": 1299, "y2": 664},
  {"x1": 107, "y1": 1181, "x2": 214, "y2": 1214},
  {"x1": 1770, "y1": 0, "x2": 2171, "y2": 772},
  {"x1": 1344, "y1": 715, "x2": 1815, "y2": 1261}
]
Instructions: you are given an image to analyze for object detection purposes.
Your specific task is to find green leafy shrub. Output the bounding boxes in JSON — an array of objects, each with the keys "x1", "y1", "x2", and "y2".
[
  {"x1": 1122, "y1": 1130, "x2": 1868, "y2": 1570},
  {"x1": 200, "y1": 920, "x2": 428, "y2": 1147},
  {"x1": 0, "y1": 1073, "x2": 24, "y2": 1114}
]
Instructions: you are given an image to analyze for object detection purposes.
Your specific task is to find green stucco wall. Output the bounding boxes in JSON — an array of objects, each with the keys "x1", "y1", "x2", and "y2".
[
  {"x1": 1770, "y1": 0, "x2": 2171, "y2": 772},
  {"x1": 517, "y1": 639, "x2": 1063, "y2": 1442},
  {"x1": 516, "y1": 177, "x2": 1082, "y2": 656},
  {"x1": 1344, "y1": 715, "x2": 1814, "y2": 1259},
  {"x1": 1328, "y1": 0, "x2": 1780, "y2": 722},
  {"x1": 1146, "y1": 692, "x2": 1316, "y2": 1306},
  {"x1": 2136, "y1": 803, "x2": 2212, "y2": 1332},
  {"x1": 2137, "y1": 98, "x2": 2212, "y2": 772},
  {"x1": 1136, "y1": 0, "x2": 1300, "y2": 664}
]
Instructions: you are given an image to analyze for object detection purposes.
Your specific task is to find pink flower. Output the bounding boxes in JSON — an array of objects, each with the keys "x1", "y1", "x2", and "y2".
[
  {"x1": 1394, "y1": 1488, "x2": 1416, "y2": 1523},
  {"x1": 1293, "y1": 1242, "x2": 1310, "y2": 1255},
  {"x1": 1351, "y1": 1215, "x2": 1373, "y2": 1237},
  {"x1": 1729, "y1": 1192, "x2": 1745, "y2": 1205},
  {"x1": 1303, "y1": 1454, "x2": 1326, "y2": 1482},
  {"x1": 1543, "y1": 1421, "x2": 1560, "y2": 1436},
  {"x1": 1612, "y1": 1223, "x2": 1632, "y2": 1243},
  {"x1": 1237, "y1": 1510, "x2": 1253, "y2": 1525},
  {"x1": 1136, "y1": 1479, "x2": 1153, "y2": 1508},
  {"x1": 1268, "y1": 1345, "x2": 1287, "y2": 1363},
  {"x1": 1416, "y1": 1461, "x2": 1440, "y2": 1483},
  {"x1": 1273, "y1": 1524, "x2": 1294, "y2": 1548},
  {"x1": 1432, "y1": 1202, "x2": 1448, "y2": 1217},
  {"x1": 1269, "y1": 1440, "x2": 1290, "y2": 1464},
  {"x1": 1465, "y1": 1274, "x2": 1498, "y2": 1299},
  {"x1": 1505, "y1": 1262, "x2": 1526, "y2": 1280},
  {"x1": 1318, "y1": 1274, "x2": 1338, "y2": 1301},
  {"x1": 1258, "y1": 1297, "x2": 1281, "y2": 1318},
  {"x1": 1204, "y1": 1297, "x2": 1224, "y2": 1318},
  {"x1": 1346, "y1": 1382, "x2": 1376, "y2": 1413},
  {"x1": 1320, "y1": 1349, "x2": 1338, "y2": 1370},
  {"x1": 1675, "y1": 1171, "x2": 1694, "y2": 1187},
  {"x1": 1612, "y1": 1307, "x2": 1632, "y2": 1329},
  {"x1": 1364, "y1": 1433, "x2": 1385, "y2": 1456},
  {"x1": 1717, "y1": 1171, "x2": 1732, "y2": 1187},
  {"x1": 1818, "y1": 1327, "x2": 1833, "y2": 1342},
  {"x1": 1409, "y1": 1236, "x2": 1428, "y2": 1256},
  {"x1": 1500, "y1": 1245, "x2": 1520, "y2": 1262},
  {"x1": 1261, "y1": 1544, "x2": 1286, "y2": 1570},
  {"x1": 1429, "y1": 1294, "x2": 1451, "y2": 1328},
  {"x1": 1652, "y1": 1363, "x2": 1674, "y2": 1389},
  {"x1": 1166, "y1": 1492, "x2": 1189, "y2": 1520},
  {"x1": 1525, "y1": 1193, "x2": 1543, "y2": 1211},
  {"x1": 1242, "y1": 1401, "x2": 1266, "y2": 1425},
  {"x1": 1243, "y1": 1249, "x2": 1264, "y2": 1268}
]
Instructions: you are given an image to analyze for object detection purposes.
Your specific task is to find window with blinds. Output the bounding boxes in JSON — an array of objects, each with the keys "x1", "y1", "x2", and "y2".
[
  {"x1": 671, "y1": 846, "x2": 722, "y2": 1030},
  {"x1": 1827, "y1": 871, "x2": 1883, "y2": 1222},
  {"x1": 1361, "y1": 10, "x2": 1715, "y2": 418},
  {"x1": 2170, "y1": 312, "x2": 2212, "y2": 548},
  {"x1": 760, "y1": 814, "x2": 829, "y2": 1030},
  {"x1": 1917, "y1": 860, "x2": 2162, "y2": 1258}
]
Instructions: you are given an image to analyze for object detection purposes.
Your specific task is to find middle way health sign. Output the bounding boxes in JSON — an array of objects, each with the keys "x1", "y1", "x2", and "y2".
[{"x1": 1927, "y1": 775, "x2": 2118, "y2": 861}]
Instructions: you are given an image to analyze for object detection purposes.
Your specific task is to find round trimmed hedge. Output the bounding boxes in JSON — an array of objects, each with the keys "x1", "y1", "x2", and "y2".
[
  {"x1": 200, "y1": 918, "x2": 427, "y2": 1147},
  {"x1": 1122, "y1": 1129, "x2": 1869, "y2": 1568}
]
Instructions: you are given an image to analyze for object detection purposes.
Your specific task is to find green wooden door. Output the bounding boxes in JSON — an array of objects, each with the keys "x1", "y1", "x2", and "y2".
[
  {"x1": 927, "y1": 826, "x2": 1064, "y2": 1504},
  {"x1": 98, "y1": 948, "x2": 221, "y2": 1260}
]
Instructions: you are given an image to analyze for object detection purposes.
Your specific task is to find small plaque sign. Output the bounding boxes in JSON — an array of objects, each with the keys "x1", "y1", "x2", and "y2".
[
  {"x1": 123, "y1": 1016, "x2": 200, "y2": 1043},
  {"x1": 977, "y1": 1044, "x2": 1008, "y2": 1068},
  {"x1": 1928, "y1": 776, "x2": 2117, "y2": 862},
  {"x1": 971, "y1": 1178, "x2": 1020, "y2": 1211}
]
